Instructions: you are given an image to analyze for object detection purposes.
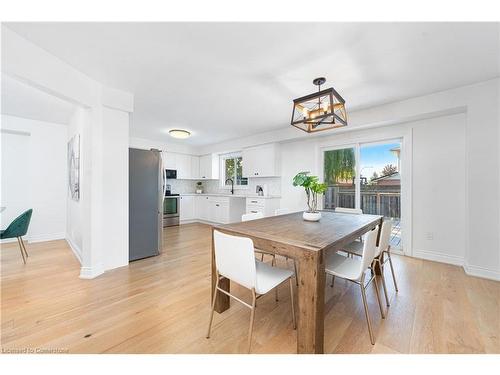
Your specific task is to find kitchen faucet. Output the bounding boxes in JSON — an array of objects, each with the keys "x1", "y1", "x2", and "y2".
[{"x1": 225, "y1": 178, "x2": 234, "y2": 195}]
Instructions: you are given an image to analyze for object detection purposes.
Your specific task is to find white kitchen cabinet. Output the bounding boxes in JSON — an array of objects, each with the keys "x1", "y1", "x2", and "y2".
[
  {"x1": 179, "y1": 195, "x2": 195, "y2": 221},
  {"x1": 242, "y1": 143, "x2": 280, "y2": 178},
  {"x1": 164, "y1": 152, "x2": 200, "y2": 179},
  {"x1": 196, "y1": 195, "x2": 210, "y2": 221},
  {"x1": 176, "y1": 153, "x2": 192, "y2": 179},
  {"x1": 184, "y1": 194, "x2": 245, "y2": 224},
  {"x1": 246, "y1": 197, "x2": 280, "y2": 217},
  {"x1": 190, "y1": 156, "x2": 200, "y2": 179},
  {"x1": 199, "y1": 154, "x2": 219, "y2": 180},
  {"x1": 164, "y1": 151, "x2": 177, "y2": 170}
]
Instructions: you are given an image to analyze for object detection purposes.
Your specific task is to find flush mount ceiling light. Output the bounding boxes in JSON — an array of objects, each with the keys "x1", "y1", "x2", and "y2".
[
  {"x1": 169, "y1": 129, "x2": 191, "y2": 139},
  {"x1": 291, "y1": 77, "x2": 347, "y2": 133}
]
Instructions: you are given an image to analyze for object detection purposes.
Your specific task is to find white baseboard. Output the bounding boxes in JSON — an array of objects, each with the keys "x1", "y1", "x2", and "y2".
[
  {"x1": 65, "y1": 236, "x2": 82, "y2": 264},
  {"x1": 79, "y1": 263, "x2": 104, "y2": 279},
  {"x1": 413, "y1": 249, "x2": 500, "y2": 282},
  {"x1": 413, "y1": 249, "x2": 464, "y2": 266},
  {"x1": 0, "y1": 232, "x2": 65, "y2": 244},
  {"x1": 180, "y1": 219, "x2": 221, "y2": 225},
  {"x1": 29, "y1": 232, "x2": 66, "y2": 243},
  {"x1": 463, "y1": 264, "x2": 500, "y2": 281}
]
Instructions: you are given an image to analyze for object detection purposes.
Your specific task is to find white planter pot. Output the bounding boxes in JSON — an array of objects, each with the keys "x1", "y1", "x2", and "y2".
[{"x1": 303, "y1": 211, "x2": 321, "y2": 222}]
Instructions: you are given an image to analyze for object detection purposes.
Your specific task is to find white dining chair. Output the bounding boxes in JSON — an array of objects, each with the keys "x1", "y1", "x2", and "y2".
[
  {"x1": 273, "y1": 208, "x2": 298, "y2": 286},
  {"x1": 335, "y1": 207, "x2": 363, "y2": 214},
  {"x1": 332, "y1": 207, "x2": 364, "y2": 263},
  {"x1": 242, "y1": 212, "x2": 276, "y2": 266},
  {"x1": 325, "y1": 226, "x2": 385, "y2": 345},
  {"x1": 341, "y1": 220, "x2": 397, "y2": 306},
  {"x1": 207, "y1": 230, "x2": 296, "y2": 353}
]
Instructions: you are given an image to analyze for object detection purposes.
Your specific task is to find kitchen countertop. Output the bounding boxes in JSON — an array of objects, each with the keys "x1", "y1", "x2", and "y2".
[{"x1": 178, "y1": 193, "x2": 281, "y2": 199}]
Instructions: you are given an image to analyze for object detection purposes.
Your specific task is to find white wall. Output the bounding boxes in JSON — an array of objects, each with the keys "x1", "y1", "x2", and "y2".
[
  {"x1": 1, "y1": 115, "x2": 67, "y2": 242},
  {"x1": 412, "y1": 114, "x2": 466, "y2": 264},
  {"x1": 102, "y1": 107, "x2": 129, "y2": 270}
]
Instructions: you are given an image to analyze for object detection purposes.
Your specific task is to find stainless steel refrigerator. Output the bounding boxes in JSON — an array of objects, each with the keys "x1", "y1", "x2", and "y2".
[{"x1": 129, "y1": 148, "x2": 163, "y2": 261}]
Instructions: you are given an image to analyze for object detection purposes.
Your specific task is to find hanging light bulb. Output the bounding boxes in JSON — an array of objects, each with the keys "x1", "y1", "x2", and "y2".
[
  {"x1": 322, "y1": 98, "x2": 329, "y2": 113},
  {"x1": 302, "y1": 107, "x2": 309, "y2": 119}
]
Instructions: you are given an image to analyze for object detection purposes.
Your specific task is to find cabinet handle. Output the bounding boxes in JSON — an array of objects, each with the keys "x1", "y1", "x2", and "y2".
[
  {"x1": 250, "y1": 210, "x2": 258, "y2": 213},
  {"x1": 216, "y1": 204, "x2": 219, "y2": 207},
  {"x1": 251, "y1": 200, "x2": 258, "y2": 203}
]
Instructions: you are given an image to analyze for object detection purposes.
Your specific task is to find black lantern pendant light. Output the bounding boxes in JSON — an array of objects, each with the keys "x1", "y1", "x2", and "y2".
[{"x1": 291, "y1": 77, "x2": 347, "y2": 133}]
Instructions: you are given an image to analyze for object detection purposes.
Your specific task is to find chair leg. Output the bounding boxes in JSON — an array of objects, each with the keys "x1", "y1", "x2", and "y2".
[
  {"x1": 360, "y1": 282, "x2": 375, "y2": 345},
  {"x1": 330, "y1": 274, "x2": 335, "y2": 288},
  {"x1": 16, "y1": 237, "x2": 26, "y2": 264},
  {"x1": 247, "y1": 289, "x2": 257, "y2": 353},
  {"x1": 261, "y1": 253, "x2": 264, "y2": 262},
  {"x1": 20, "y1": 237, "x2": 29, "y2": 257},
  {"x1": 289, "y1": 278, "x2": 296, "y2": 329},
  {"x1": 377, "y1": 260, "x2": 390, "y2": 307},
  {"x1": 206, "y1": 276, "x2": 220, "y2": 339},
  {"x1": 387, "y1": 252, "x2": 399, "y2": 292},
  {"x1": 372, "y1": 274, "x2": 386, "y2": 319},
  {"x1": 271, "y1": 254, "x2": 276, "y2": 267}
]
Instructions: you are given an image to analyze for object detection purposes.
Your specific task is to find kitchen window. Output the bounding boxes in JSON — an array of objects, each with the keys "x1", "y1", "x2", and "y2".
[{"x1": 220, "y1": 152, "x2": 248, "y2": 188}]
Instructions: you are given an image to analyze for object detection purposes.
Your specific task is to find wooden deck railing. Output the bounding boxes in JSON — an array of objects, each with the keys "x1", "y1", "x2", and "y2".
[{"x1": 324, "y1": 187, "x2": 401, "y2": 218}]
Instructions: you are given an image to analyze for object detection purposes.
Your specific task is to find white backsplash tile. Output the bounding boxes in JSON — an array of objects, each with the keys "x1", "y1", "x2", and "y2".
[{"x1": 167, "y1": 177, "x2": 281, "y2": 196}]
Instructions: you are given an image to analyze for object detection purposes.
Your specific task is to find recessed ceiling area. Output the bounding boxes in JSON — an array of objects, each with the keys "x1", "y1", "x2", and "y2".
[
  {"x1": 3, "y1": 22, "x2": 499, "y2": 145},
  {"x1": 1, "y1": 73, "x2": 76, "y2": 125}
]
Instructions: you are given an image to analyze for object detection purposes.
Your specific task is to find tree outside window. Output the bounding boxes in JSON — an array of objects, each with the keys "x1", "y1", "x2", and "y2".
[{"x1": 222, "y1": 153, "x2": 248, "y2": 187}]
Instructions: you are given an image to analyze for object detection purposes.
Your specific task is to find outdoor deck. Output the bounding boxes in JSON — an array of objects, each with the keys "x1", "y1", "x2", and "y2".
[{"x1": 388, "y1": 217, "x2": 401, "y2": 249}]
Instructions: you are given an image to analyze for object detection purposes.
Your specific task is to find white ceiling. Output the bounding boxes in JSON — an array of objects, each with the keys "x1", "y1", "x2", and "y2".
[
  {"x1": 4, "y1": 23, "x2": 499, "y2": 145},
  {"x1": 1, "y1": 73, "x2": 75, "y2": 125}
]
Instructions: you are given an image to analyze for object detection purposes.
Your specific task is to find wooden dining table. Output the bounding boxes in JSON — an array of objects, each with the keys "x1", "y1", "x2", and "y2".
[{"x1": 211, "y1": 210, "x2": 383, "y2": 354}]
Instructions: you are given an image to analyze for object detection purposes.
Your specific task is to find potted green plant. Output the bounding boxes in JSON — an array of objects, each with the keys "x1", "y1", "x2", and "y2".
[
  {"x1": 196, "y1": 181, "x2": 203, "y2": 194},
  {"x1": 292, "y1": 171, "x2": 327, "y2": 221}
]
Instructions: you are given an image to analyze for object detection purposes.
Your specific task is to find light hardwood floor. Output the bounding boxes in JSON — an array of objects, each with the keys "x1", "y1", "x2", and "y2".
[{"x1": 1, "y1": 223, "x2": 499, "y2": 354}]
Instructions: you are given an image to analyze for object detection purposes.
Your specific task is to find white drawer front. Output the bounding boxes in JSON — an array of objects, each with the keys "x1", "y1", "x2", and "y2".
[
  {"x1": 246, "y1": 197, "x2": 266, "y2": 206},
  {"x1": 246, "y1": 204, "x2": 264, "y2": 214},
  {"x1": 208, "y1": 196, "x2": 230, "y2": 203}
]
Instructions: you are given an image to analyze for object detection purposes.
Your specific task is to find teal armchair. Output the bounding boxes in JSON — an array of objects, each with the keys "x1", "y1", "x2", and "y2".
[{"x1": 1, "y1": 209, "x2": 33, "y2": 264}]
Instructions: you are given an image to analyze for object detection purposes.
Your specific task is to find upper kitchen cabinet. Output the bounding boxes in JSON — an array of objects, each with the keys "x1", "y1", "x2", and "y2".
[
  {"x1": 175, "y1": 153, "x2": 192, "y2": 179},
  {"x1": 163, "y1": 151, "x2": 177, "y2": 170},
  {"x1": 163, "y1": 152, "x2": 200, "y2": 179},
  {"x1": 190, "y1": 156, "x2": 200, "y2": 179},
  {"x1": 242, "y1": 143, "x2": 281, "y2": 177},
  {"x1": 199, "y1": 154, "x2": 219, "y2": 180}
]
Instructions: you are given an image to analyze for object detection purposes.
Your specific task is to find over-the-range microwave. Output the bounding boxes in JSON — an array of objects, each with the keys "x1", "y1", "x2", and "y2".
[{"x1": 165, "y1": 169, "x2": 177, "y2": 179}]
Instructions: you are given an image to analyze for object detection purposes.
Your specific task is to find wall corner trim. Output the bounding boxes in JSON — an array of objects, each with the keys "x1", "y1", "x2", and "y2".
[
  {"x1": 79, "y1": 263, "x2": 104, "y2": 279},
  {"x1": 65, "y1": 236, "x2": 82, "y2": 265}
]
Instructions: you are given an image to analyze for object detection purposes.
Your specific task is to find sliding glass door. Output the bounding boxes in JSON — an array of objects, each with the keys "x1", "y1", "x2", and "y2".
[
  {"x1": 323, "y1": 139, "x2": 403, "y2": 250},
  {"x1": 360, "y1": 141, "x2": 402, "y2": 250},
  {"x1": 323, "y1": 147, "x2": 356, "y2": 209}
]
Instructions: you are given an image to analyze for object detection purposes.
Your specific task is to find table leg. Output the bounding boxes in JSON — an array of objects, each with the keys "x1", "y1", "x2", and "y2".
[
  {"x1": 211, "y1": 228, "x2": 230, "y2": 313},
  {"x1": 296, "y1": 251, "x2": 325, "y2": 354}
]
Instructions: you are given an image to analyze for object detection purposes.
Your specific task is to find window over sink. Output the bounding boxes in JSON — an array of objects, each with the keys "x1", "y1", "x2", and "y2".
[{"x1": 220, "y1": 152, "x2": 248, "y2": 188}]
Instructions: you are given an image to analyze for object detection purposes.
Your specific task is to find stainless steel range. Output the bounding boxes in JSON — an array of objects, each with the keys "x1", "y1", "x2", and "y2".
[{"x1": 163, "y1": 194, "x2": 180, "y2": 227}]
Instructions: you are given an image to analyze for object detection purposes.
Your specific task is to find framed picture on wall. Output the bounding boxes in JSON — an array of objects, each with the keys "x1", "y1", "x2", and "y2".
[{"x1": 68, "y1": 134, "x2": 80, "y2": 201}]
